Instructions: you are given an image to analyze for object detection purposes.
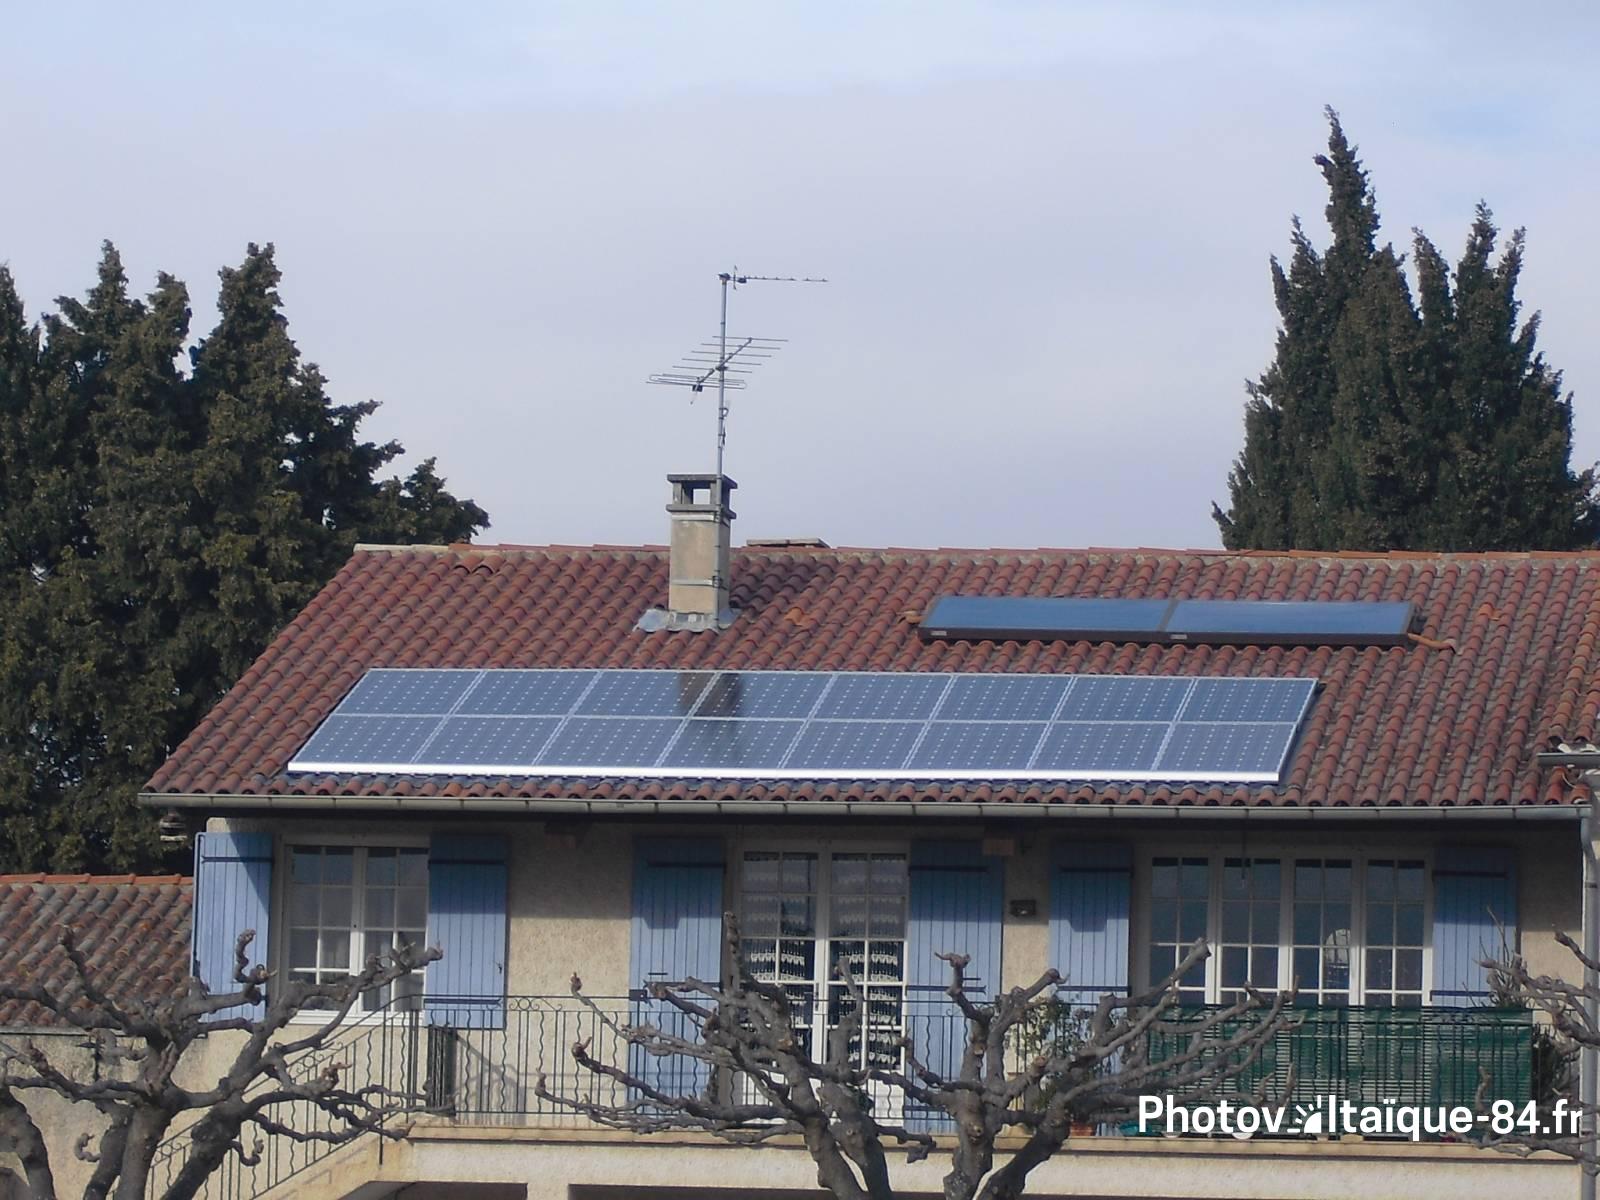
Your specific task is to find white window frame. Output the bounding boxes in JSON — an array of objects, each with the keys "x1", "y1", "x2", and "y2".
[
  {"x1": 1135, "y1": 844, "x2": 1433, "y2": 1006},
  {"x1": 733, "y1": 836, "x2": 911, "y2": 1105},
  {"x1": 275, "y1": 834, "x2": 431, "y2": 1023}
]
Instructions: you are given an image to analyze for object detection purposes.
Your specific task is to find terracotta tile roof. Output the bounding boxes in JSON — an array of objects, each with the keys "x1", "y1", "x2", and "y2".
[
  {"x1": 143, "y1": 544, "x2": 1600, "y2": 811},
  {"x1": 0, "y1": 876, "x2": 192, "y2": 1027}
]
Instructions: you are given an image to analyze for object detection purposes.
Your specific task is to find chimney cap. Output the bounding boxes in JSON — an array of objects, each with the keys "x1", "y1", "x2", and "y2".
[
  {"x1": 745, "y1": 536, "x2": 830, "y2": 549},
  {"x1": 666, "y1": 473, "x2": 737, "y2": 517}
]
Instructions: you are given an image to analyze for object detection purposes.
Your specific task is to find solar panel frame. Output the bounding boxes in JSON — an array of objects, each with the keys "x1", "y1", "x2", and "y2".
[{"x1": 286, "y1": 667, "x2": 1319, "y2": 784}]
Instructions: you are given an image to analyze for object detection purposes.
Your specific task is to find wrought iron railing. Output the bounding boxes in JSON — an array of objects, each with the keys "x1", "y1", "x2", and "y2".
[
  {"x1": 145, "y1": 1000, "x2": 426, "y2": 1200},
  {"x1": 147, "y1": 998, "x2": 1536, "y2": 1198}
]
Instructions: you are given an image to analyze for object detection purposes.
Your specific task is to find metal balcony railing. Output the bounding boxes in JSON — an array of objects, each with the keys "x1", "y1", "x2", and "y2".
[{"x1": 148, "y1": 997, "x2": 1536, "y2": 1199}]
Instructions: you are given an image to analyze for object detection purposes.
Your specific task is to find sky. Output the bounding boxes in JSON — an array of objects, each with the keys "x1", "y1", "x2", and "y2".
[{"x1": 4, "y1": 2, "x2": 1598, "y2": 551}]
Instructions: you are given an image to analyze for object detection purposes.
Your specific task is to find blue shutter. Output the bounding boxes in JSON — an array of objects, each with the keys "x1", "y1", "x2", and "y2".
[
  {"x1": 1432, "y1": 846, "x2": 1517, "y2": 1006},
  {"x1": 905, "y1": 841, "x2": 1004, "y2": 1129},
  {"x1": 425, "y1": 834, "x2": 509, "y2": 1030},
  {"x1": 192, "y1": 831, "x2": 273, "y2": 1017},
  {"x1": 629, "y1": 837, "x2": 725, "y2": 1098},
  {"x1": 1049, "y1": 843, "x2": 1132, "y2": 1006}
]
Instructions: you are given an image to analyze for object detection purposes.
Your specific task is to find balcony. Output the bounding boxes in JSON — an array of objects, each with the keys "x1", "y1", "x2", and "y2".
[{"x1": 147, "y1": 998, "x2": 1537, "y2": 1200}]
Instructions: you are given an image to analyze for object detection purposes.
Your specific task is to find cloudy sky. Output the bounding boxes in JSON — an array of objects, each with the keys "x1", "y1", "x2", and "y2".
[{"x1": 5, "y1": 2, "x2": 1596, "y2": 550}]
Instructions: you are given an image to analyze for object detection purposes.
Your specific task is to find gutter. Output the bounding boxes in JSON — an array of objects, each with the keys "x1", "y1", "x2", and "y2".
[{"x1": 141, "y1": 792, "x2": 1584, "y2": 821}]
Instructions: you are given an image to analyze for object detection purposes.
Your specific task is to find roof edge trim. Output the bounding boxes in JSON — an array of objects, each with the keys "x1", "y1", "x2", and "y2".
[{"x1": 141, "y1": 792, "x2": 1584, "y2": 821}]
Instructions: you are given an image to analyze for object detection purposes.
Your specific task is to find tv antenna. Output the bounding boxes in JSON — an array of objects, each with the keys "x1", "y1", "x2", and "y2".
[{"x1": 649, "y1": 268, "x2": 827, "y2": 479}]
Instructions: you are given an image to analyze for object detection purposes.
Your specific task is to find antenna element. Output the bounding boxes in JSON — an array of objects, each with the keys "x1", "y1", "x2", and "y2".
[{"x1": 649, "y1": 268, "x2": 828, "y2": 479}]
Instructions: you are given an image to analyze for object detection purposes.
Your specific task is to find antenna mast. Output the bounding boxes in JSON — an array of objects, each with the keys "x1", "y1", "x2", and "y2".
[{"x1": 649, "y1": 268, "x2": 827, "y2": 478}]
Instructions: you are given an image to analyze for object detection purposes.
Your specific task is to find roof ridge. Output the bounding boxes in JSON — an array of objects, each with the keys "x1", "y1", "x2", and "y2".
[
  {"x1": 348, "y1": 543, "x2": 1600, "y2": 562},
  {"x1": 0, "y1": 873, "x2": 191, "y2": 885}
]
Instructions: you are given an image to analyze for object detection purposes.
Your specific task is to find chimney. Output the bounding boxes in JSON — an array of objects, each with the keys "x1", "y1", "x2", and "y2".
[{"x1": 661, "y1": 473, "x2": 737, "y2": 631}]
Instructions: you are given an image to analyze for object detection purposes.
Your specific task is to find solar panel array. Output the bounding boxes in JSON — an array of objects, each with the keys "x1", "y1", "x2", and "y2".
[
  {"x1": 919, "y1": 596, "x2": 1416, "y2": 647},
  {"x1": 288, "y1": 669, "x2": 1318, "y2": 784}
]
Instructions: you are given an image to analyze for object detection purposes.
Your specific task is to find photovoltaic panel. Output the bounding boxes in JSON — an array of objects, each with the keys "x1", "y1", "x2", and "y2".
[
  {"x1": 286, "y1": 667, "x2": 1320, "y2": 785},
  {"x1": 694, "y1": 672, "x2": 829, "y2": 719},
  {"x1": 421, "y1": 716, "x2": 562, "y2": 767},
  {"x1": 457, "y1": 670, "x2": 596, "y2": 716},
  {"x1": 539, "y1": 717, "x2": 684, "y2": 767},
  {"x1": 815, "y1": 675, "x2": 948, "y2": 721},
  {"x1": 575, "y1": 671, "x2": 715, "y2": 716},
  {"x1": 1180, "y1": 678, "x2": 1316, "y2": 724},
  {"x1": 786, "y1": 721, "x2": 926, "y2": 770},
  {"x1": 1157, "y1": 723, "x2": 1296, "y2": 777},
  {"x1": 338, "y1": 669, "x2": 481, "y2": 715},
  {"x1": 662, "y1": 719, "x2": 805, "y2": 771},
  {"x1": 1032, "y1": 722, "x2": 1170, "y2": 774},
  {"x1": 293, "y1": 715, "x2": 441, "y2": 770},
  {"x1": 909, "y1": 722, "x2": 1049, "y2": 770},
  {"x1": 933, "y1": 675, "x2": 1070, "y2": 722},
  {"x1": 1055, "y1": 676, "x2": 1191, "y2": 723}
]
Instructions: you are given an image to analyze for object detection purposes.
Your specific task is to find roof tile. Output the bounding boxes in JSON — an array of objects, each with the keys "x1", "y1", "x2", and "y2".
[{"x1": 143, "y1": 545, "x2": 1600, "y2": 810}]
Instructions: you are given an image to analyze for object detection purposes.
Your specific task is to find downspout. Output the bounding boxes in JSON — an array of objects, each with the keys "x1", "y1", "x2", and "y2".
[{"x1": 1583, "y1": 800, "x2": 1597, "y2": 1200}]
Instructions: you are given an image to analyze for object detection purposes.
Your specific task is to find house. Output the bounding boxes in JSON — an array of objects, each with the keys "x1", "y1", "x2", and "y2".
[
  {"x1": 134, "y1": 474, "x2": 1600, "y2": 1200},
  {"x1": 0, "y1": 875, "x2": 193, "y2": 1199}
]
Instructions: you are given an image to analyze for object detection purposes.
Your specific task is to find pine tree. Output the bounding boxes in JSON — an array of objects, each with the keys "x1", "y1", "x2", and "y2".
[
  {"x1": 1214, "y1": 110, "x2": 1598, "y2": 550},
  {"x1": 0, "y1": 243, "x2": 488, "y2": 871}
]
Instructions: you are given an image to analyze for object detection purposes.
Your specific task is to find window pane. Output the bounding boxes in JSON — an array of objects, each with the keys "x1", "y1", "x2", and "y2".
[
  {"x1": 1324, "y1": 862, "x2": 1352, "y2": 900},
  {"x1": 1222, "y1": 946, "x2": 1247, "y2": 988},
  {"x1": 289, "y1": 886, "x2": 318, "y2": 925},
  {"x1": 781, "y1": 897, "x2": 815, "y2": 937},
  {"x1": 1396, "y1": 904, "x2": 1424, "y2": 947},
  {"x1": 1254, "y1": 947, "x2": 1278, "y2": 986},
  {"x1": 831, "y1": 855, "x2": 868, "y2": 893},
  {"x1": 1294, "y1": 903, "x2": 1321, "y2": 945},
  {"x1": 868, "y1": 905, "x2": 905, "y2": 938},
  {"x1": 1295, "y1": 864, "x2": 1322, "y2": 898},
  {"x1": 1366, "y1": 949, "x2": 1393, "y2": 989},
  {"x1": 322, "y1": 848, "x2": 355, "y2": 884},
  {"x1": 1221, "y1": 902, "x2": 1249, "y2": 945},
  {"x1": 365, "y1": 848, "x2": 398, "y2": 886},
  {"x1": 781, "y1": 855, "x2": 816, "y2": 893},
  {"x1": 1180, "y1": 901, "x2": 1207, "y2": 941},
  {"x1": 831, "y1": 895, "x2": 869, "y2": 938},
  {"x1": 320, "y1": 931, "x2": 350, "y2": 970},
  {"x1": 1152, "y1": 860, "x2": 1178, "y2": 898},
  {"x1": 1150, "y1": 900, "x2": 1177, "y2": 943},
  {"x1": 1252, "y1": 902, "x2": 1279, "y2": 940},
  {"x1": 1396, "y1": 949, "x2": 1423, "y2": 991},
  {"x1": 1180, "y1": 860, "x2": 1209, "y2": 897},
  {"x1": 291, "y1": 849, "x2": 321, "y2": 884},
  {"x1": 870, "y1": 856, "x2": 906, "y2": 895},
  {"x1": 1367, "y1": 863, "x2": 1394, "y2": 901},
  {"x1": 398, "y1": 849, "x2": 429, "y2": 886},
  {"x1": 322, "y1": 887, "x2": 353, "y2": 928},
  {"x1": 289, "y1": 930, "x2": 319, "y2": 970},
  {"x1": 1366, "y1": 903, "x2": 1394, "y2": 946},
  {"x1": 365, "y1": 888, "x2": 394, "y2": 927},
  {"x1": 1396, "y1": 862, "x2": 1424, "y2": 900},
  {"x1": 396, "y1": 890, "x2": 427, "y2": 929},
  {"x1": 1293, "y1": 948, "x2": 1319, "y2": 989}
]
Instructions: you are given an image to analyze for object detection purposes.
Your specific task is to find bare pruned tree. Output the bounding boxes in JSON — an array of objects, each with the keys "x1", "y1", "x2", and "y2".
[
  {"x1": 1483, "y1": 934, "x2": 1593, "y2": 1168},
  {"x1": 0, "y1": 927, "x2": 440, "y2": 1200},
  {"x1": 538, "y1": 918, "x2": 1294, "y2": 1200}
]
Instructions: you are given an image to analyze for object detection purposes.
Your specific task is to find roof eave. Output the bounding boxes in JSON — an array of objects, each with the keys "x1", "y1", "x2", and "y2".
[{"x1": 139, "y1": 792, "x2": 1587, "y2": 821}]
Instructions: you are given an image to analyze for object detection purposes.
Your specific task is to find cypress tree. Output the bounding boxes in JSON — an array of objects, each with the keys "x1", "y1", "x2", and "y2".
[
  {"x1": 1214, "y1": 110, "x2": 1598, "y2": 550},
  {"x1": 0, "y1": 243, "x2": 488, "y2": 871}
]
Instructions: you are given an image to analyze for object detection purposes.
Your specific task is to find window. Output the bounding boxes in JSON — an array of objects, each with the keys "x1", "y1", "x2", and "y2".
[
  {"x1": 1142, "y1": 851, "x2": 1428, "y2": 1006},
  {"x1": 738, "y1": 847, "x2": 908, "y2": 1070},
  {"x1": 286, "y1": 845, "x2": 429, "y2": 1011}
]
